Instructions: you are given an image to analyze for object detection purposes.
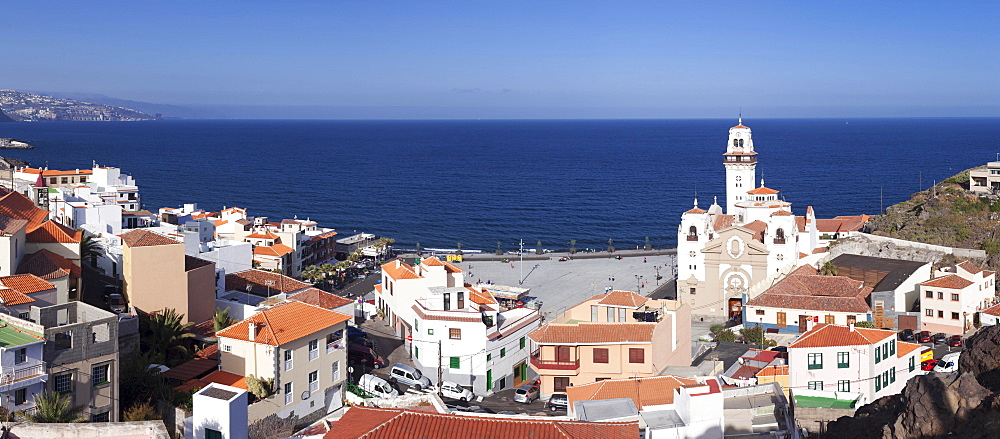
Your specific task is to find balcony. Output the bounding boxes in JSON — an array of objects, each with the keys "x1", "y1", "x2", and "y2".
[
  {"x1": 686, "y1": 235, "x2": 699, "y2": 242},
  {"x1": 2, "y1": 364, "x2": 46, "y2": 385},
  {"x1": 530, "y1": 350, "x2": 579, "y2": 373}
]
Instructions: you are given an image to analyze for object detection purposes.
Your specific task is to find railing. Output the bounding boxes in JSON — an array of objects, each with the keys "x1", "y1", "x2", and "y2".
[
  {"x1": 529, "y1": 350, "x2": 579, "y2": 371},
  {"x1": 773, "y1": 238, "x2": 786, "y2": 245},
  {"x1": 686, "y1": 235, "x2": 699, "y2": 241},
  {"x1": 3, "y1": 364, "x2": 45, "y2": 383}
]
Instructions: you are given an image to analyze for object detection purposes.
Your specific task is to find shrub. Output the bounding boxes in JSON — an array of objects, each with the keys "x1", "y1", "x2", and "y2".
[
  {"x1": 853, "y1": 321, "x2": 875, "y2": 328},
  {"x1": 246, "y1": 375, "x2": 275, "y2": 400},
  {"x1": 249, "y1": 414, "x2": 295, "y2": 439},
  {"x1": 123, "y1": 400, "x2": 160, "y2": 421},
  {"x1": 715, "y1": 329, "x2": 736, "y2": 343},
  {"x1": 709, "y1": 324, "x2": 725, "y2": 335},
  {"x1": 983, "y1": 239, "x2": 1000, "y2": 256}
]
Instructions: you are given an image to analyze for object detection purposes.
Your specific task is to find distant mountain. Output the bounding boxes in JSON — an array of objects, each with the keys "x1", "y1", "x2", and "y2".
[
  {"x1": 29, "y1": 91, "x2": 226, "y2": 119},
  {"x1": 0, "y1": 90, "x2": 155, "y2": 121}
]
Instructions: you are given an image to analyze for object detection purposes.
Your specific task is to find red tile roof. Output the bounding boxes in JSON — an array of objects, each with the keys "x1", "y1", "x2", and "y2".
[
  {"x1": 746, "y1": 186, "x2": 779, "y2": 195},
  {"x1": 746, "y1": 272, "x2": 873, "y2": 313},
  {"x1": 0, "y1": 288, "x2": 33, "y2": 306},
  {"x1": 897, "y1": 342, "x2": 923, "y2": 358},
  {"x1": 17, "y1": 249, "x2": 81, "y2": 279},
  {"x1": 246, "y1": 231, "x2": 280, "y2": 240},
  {"x1": 288, "y1": 288, "x2": 354, "y2": 310},
  {"x1": 714, "y1": 214, "x2": 736, "y2": 230},
  {"x1": 173, "y1": 370, "x2": 248, "y2": 393},
  {"x1": 594, "y1": 290, "x2": 647, "y2": 308},
  {"x1": 467, "y1": 286, "x2": 498, "y2": 306},
  {"x1": 529, "y1": 322, "x2": 655, "y2": 345},
  {"x1": 41, "y1": 169, "x2": 92, "y2": 176},
  {"x1": 815, "y1": 215, "x2": 869, "y2": 234},
  {"x1": 684, "y1": 207, "x2": 707, "y2": 214},
  {"x1": 162, "y1": 357, "x2": 218, "y2": 382},
  {"x1": 0, "y1": 215, "x2": 28, "y2": 235},
  {"x1": 216, "y1": 301, "x2": 351, "y2": 346},
  {"x1": 957, "y1": 260, "x2": 982, "y2": 275},
  {"x1": 788, "y1": 324, "x2": 895, "y2": 349},
  {"x1": 252, "y1": 243, "x2": 294, "y2": 257},
  {"x1": 741, "y1": 220, "x2": 768, "y2": 242},
  {"x1": 121, "y1": 229, "x2": 181, "y2": 247},
  {"x1": 981, "y1": 303, "x2": 1000, "y2": 317},
  {"x1": 382, "y1": 260, "x2": 422, "y2": 280},
  {"x1": 324, "y1": 406, "x2": 638, "y2": 439},
  {"x1": 0, "y1": 191, "x2": 50, "y2": 230},
  {"x1": 566, "y1": 375, "x2": 698, "y2": 409},
  {"x1": 921, "y1": 274, "x2": 974, "y2": 289},
  {"x1": 0, "y1": 274, "x2": 56, "y2": 295},
  {"x1": 771, "y1": 210, "x2": 794, "y2": 216},
  {"x1": 225, "y1": 269, "x2": 311, "y2": 294}
]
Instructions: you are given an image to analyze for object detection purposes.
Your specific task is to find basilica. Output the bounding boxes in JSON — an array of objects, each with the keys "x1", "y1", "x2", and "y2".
[{"x1": 676, "y1": 119, "x2": 869, "y2": 318}]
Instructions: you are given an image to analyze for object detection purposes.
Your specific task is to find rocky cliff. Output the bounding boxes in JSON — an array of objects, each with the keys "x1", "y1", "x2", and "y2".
[{"x1": 823, "y1": 325, "x2": 1000, "y2": 438}]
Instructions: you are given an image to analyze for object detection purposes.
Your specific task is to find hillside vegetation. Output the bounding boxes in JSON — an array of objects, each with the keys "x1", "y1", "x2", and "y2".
[{"x1": 866, "y1": 165, "x2": 1000, "y2": 269}]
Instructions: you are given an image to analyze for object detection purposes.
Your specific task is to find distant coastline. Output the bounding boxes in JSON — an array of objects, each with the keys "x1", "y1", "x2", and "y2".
[{"x1": 0, "y1": 138, "x2": 34, "y2": 149}]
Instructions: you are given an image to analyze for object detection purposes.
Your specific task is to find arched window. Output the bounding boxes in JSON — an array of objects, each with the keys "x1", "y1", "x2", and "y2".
[
  {"x1": 739, "y1": 138, "x2": 744, "y2": 147},
  {"x1": 687, "y1": 226, "x2": 698, "y2": 241},
  {"x1": 775, "y1": 228, "x2": 785, "y2": 243},
  {"x1": 733, "y1": 139, "x2": 739, "y2": 147}
]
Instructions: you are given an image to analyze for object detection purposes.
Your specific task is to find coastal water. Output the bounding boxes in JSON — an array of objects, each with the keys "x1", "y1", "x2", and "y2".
[{"x1": 1, "y1": 118, "x2": 997, "y2": 251}]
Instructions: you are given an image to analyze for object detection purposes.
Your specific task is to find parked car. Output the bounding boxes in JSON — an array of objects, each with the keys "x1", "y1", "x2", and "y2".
[
  {"x1": 388, "y1": 363, "x2": 432, "y2": 390},
  {"x1": 769, "y1": 346, "x2": 788, "y2": 353},
  {"x1": 348, "y1": 344, "x2": 386, "y2": 368},
  {"x1": 917, "y1": 331, "x2": 932, "y2": 343},
  {"x1": 933, "y1": 352, "x2": 961, "y2": 373},
  {"x1": 513, "y1": 383, "x2": 539, "y2": 404},
  {"x1": 347, "y1": 326, "x2": 368, "y2": 340},
  {"x1": 358, "y1": 374, "x2": 399, "y2": 398},
  {"x1": 921, "y1": 359, "x2": 938, "y2": 371},
  {"x1": 949, "y1": 335, "x2": 963, "y2": 347},
  {"x1": 898, "y1": 329, "x2": 915, "y2": 341},
  {"x1": 932, "y1": 333, "x2": 948, "y2": 344},
  {"x1": 102, "y1": 285, "x2": 120, "y2": 302},
  {"x1": 547, "y1": 393, "x2": 569, "y2": 412},
  {"x1": 107, "y1": 293, "x2": 127, "y2": 314},
  {"x1": 440, "y1": 381, "x2": 475, "y2": 401}
]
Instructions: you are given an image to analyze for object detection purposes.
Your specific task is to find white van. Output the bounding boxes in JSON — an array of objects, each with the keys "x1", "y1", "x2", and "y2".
[
  {"x1": 358, "y1": 374, "x2": 399, "y2": 398},
  {"x1": 933, "y1": 352, "x2": 961, "y2": 373}
]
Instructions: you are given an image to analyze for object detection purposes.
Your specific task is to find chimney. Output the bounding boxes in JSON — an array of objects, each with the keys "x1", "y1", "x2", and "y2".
[
  {"x1": 848, "y1": 323, "x2": 855, "y2": 332},
  {"x1": 248, "y1": 322, "x2": 256, "y2": 341}
]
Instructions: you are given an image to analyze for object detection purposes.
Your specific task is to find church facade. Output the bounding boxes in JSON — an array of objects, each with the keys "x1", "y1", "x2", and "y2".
[{"x1": 676, "y1": 119, "x2": 867, "y2": 318}]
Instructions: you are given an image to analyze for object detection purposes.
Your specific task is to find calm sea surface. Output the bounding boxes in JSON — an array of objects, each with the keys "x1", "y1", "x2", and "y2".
[{"x1": 1, "y1": 118, "x2": 997, "y2": 251}]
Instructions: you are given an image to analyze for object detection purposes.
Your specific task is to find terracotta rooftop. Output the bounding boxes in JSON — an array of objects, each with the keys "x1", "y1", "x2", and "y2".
[
  {"x1": 382, "y1": 260, "x2": 422, "y2": 280},
  {"x1": 174, "y1": 370, "x2": 247, "y2": 393},
  {"x1": 815, "y1": 215, "x2": 869, "y2": 234},
  {"x1": 0, "y1": 288, "x2": 33, "y2": 306},
  {"x1": 40, "y1": 169, "x2": 92, "y2": 176},
  {"x1": 0, "y1": 191, "x2": 50, "y2": 230},
  {"x1": 771, "y1": 210, "x2": 794, "y2": 216},
  {"x1": 324, "y1": 406, "x2": 638, "y2": 439},
  {"x1": 121, "y1": 229, "x2": 180, "y2": 247},
  {"x1": 252, "y1": 243, "x2": 294, "y2": 257},
  {"x1": 746, "y1": 186, "x2": 779, "y2": 195},
  {"x1": 566, "y1": 375, "x2": 698, "y2": 410},
  {"x1": 788, "y1": 324, "x2": 896, "y2": 349},
  {"x1": 27, "y1": 220, "x2": 82, "y2": 244},
  {"x1": 467, "y1": 286, "x2": 498, "y2": 306},
  {"x1": 714, "y1": 214, "x2": 736, "y2": 230},
  {"x1": 529, "y1": 322, "x2": 655, "y2": 345},
  {"x1": 746, "y1": 271, "x2": 873, "y2": 314},
  {"x1": 921, "y1": 274, "x2": 974, "y2": 290},
  {"x1": 225, "y1": 269, "x2": 311, "y2": 295},
  {"x1": 162, "y1": 357, "x2": 218, "y2": 382},
  {"x1": 981, "y1": 303, "x2": 1000, "y2": 317},
  {"x1": 246, "y1": 231, "x2": 280, "y2": 240},
  {"x1": 593, "y1": 290, "x2": 648, "y2": 308},
  {"x1": 684, "y1": 207, "x2": 707, "y2": 214},
  {"x1": 957, "y1": 260, "x2": 983, "y2": 275},
  {"x1": 741, "y1": 220, "x2": 768, "y2": 242},
  {"x1": 0, "y1": 274, "x2": 56, "y2": 295},
  {"x1": 17, "y1": 249, "x2": 81, "y2": 279},
  {"x1": 897, "y1": 341, "x2": 923, "y2": 358},
  {"x1": 216, "y1": 301, "x2": 351, "y2": 346},
  {"x1": 0, "y1": 214, "x2": 28, "y2": 235},
  {"x1": 287, "y1": 288, "x2": 354, "y2": 310}
]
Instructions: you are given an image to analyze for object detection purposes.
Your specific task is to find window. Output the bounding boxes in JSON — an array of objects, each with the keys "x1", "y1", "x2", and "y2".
[
  {"x1": 17, "y1": 312, "x2": 27, "y2": 320},
  {"x1": 890, "y1": 340, "x2": 895, "y2": 356},
  {"x1": 690, "y1": 287, "x2": 696, "y2": 295},
  {"x1": 450, "y1": 328, "x2": 461, "y2": 340},
  {"x1": 92, "y1": 323, "x2": 109, "y2": 343},
  {"x1": 487, "y1": 369, "x2": 493, "y2": 390},
  {"x1": 937, "y1": 292, "x2": 943, "y2": 299},
  {"x1": 92, "y1": 412, "x2": 110, "y2": 422},
  {"x1": 593, "y1": 348, "x2": 609, "y2": 364},
  {"x1": 92, "y1": 363, "x2": 110, "y2": 387},
  {"x1": 607, "y1": 307, "x2": 615, "y2": 322},
  {"x1": 628, "y1": 348, "x2": 645, "y2": 364},
  {"x1": 755, "y1": 309, "x2": 765, "y2": 316},
  {"x1": 285, "y1": 350, "x2": 293, "y2": 371},
  {"x1": 925, "y1": 309, "x2": 933, "y2": 316},
  {"x1": 428, "y1": 329, "x2": 434, "y2": 335},
  {"x1": 807, "y1": 381, "x2": 823, "y2": 390},
  {"x1": 890, "y1": 367, "x2": 895, "y2": 383},
  {"x1": 309, "y1": 340, "x2": 319, "y2": 361},
  {"x1": 414, "y1": 319, "x2": 418, "y2": 332},
  {"x1": 591, "y1": 305, "x2": 598, "y2": 322},
  {"x1": 619, "y1": 308, "x2": 626, "y2": 322},
  {"x1": 487, "y1": 353, "x2": 492, "y2": 361},
  {"x1": 285, "y1": 383, "x2": 293, "y2": 405},
  {"x1": 54, "y1": 331, "x2": 72, "y2": 350},
  {"x1": 952, "y1": 312, "x2": 960, "y2": 320},
  {"x1": 54, "y1": 372, "x2": 72, "y2": 393},
  {"x1": 326, "y1": 333, "x2": 339, "y2": 352},
  {"x1": 520, "y1": 337, "x2": 526, "y2": 350},
  {"x1": 838, "y1": 380, "x2": 850, "y2": 392},
  {"x1": 222, "y1": 344, "x2": 233, "y2": 353},
  {"x1": 13, "y1": 388, "x2": 26, "y2": 405},
  {"x1": 837, "y1": 352, "x2": 849, "y2": 368},
  {"x1": 450, "y1": 357, "x2": 460, "y2": 369},
  {"x1": 554, "y1": 377, "x2": 570, "y2": 392},
  {"x1": 951, "y1": 293, "x2": 959, "y2": 301},
  {"x1": 443, "y1": 293, "x2": 451, "y2": 311},
  {"x1": 206, "y1": 429, "x2": 223, "y2": 439},
  {"x1": 876, "y1": 375, "x2": 882, "y2": 391},
  {"x1": 457, "y1": 291, "x2": 464, "y2": 309},
  {"x1": 309, "y1": 371, "x2": 319, "y2": 392},
  {"x1": 14, "y1": 348, "x2": 26, "y2": 364},
  {"x1": 909, "y1": 356, "x2": 915, "y2": 372},
  {"x1": 925, "y1": 291, "x2": 933, "y2": 298},
  {"x1": 61, "y1": 177, "x2": 68, "y2": 184},
  {"x1": 883, "y1": 371, "x2": 889, "y2": 387},
  {"x1": 415, "y1": 346, "x2": 419, "y2": 358},
  {"x1": 500, "y1": 348, "x2": 506, "y2": 358},
  {"x1": 938, "y1": 310, "x2": 944, "y2": 318},
  {"x1": 332, "y1": 361, "x2": 340, "y2": 382},
  {"x1": 808, "y1": 353, "x2": 823, "y2": 370}
]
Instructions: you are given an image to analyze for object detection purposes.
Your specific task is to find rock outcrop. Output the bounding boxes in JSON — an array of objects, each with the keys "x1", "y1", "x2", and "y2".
[{"x1": 823, "y1": 325, "x2": 1000, "y2": 438}]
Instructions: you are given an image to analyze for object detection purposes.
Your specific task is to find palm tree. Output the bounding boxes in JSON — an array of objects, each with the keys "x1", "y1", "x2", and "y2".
[
  {"x1": 569, "y1": 239, "x2": 577, "y2": 254},
  {"x1": 820, "y1": 261, "x2": 839, "y2": 276},
  {"x1": 142, "y1": 309, "x2": 195, "y2": 366},
  {"x1": 456, "y1": 242, "x2": 463, "y2": 256},
  {"x1": 213, "y1": 308, "x2": 234, "y2": 332},
  {"x1": 26, "y1": 391, "x2": 86, "y2": 423},
  {"x1": 496, "y1": 241, "x2": 503, "y2": 255},
  {"x1": 536, "y1": 240, "x2": 543, "y2": 255},
  {"x1": 80, "y1": 233, "x2": 103, "y2": 267},
  {"x1": 644, "y1": 236, "x2": 652, "y2": 250},
  {"x1": 607, "y1": 238, "x2": 615, "y2": 253},
  {"x1": 320, "y1": 263, "x2": 336, "y2": 288},
  {"x1": 301, "y1": 265, "x2": 322, "y2": 284},
  {"x1": 120, "y1": 351, "x2": 167, "y2": 414}
]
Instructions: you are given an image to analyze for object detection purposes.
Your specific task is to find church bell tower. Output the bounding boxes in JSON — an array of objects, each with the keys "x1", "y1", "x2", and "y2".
[{"x1": 723, "y1": 116, "x2": 757, "y2": 215}]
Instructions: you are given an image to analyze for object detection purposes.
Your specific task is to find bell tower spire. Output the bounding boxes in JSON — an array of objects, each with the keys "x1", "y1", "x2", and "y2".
[{"x1": 723, "y1": 116, "x2": 757, "y2": 215}]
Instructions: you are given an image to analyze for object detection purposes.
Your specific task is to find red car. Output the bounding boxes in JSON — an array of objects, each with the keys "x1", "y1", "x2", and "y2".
[
  {"x1": 949, "y1": 335, "x2": 963, "y2": 347},
  {"x1": 921, "y1": 359, "x2": 938, "y2": 371},
  {"x1": 917, "y1": 331, "x2": 932, "y2": 343}
]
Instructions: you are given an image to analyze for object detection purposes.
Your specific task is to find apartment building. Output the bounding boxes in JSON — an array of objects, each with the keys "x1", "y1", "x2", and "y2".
[
  {"x1": 121, "y1": 229, "x2": 216, "y2": 324},
  {"x1": 919, "y1": 261, "x2": 996, "y2": 334},
  {"x1": 0, "y1": 314, "x2": 47, "y2": 415}
]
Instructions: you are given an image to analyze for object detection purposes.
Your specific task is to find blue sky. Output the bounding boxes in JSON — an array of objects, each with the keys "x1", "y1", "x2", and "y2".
[{"x1": 2, "y1": 2, "x2": 997, "y2": 118}]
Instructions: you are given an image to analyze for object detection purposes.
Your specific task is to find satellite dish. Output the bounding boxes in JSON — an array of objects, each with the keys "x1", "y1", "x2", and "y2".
[{"x1": 301, "y1": 391, "x2": 311, "y2": 400}]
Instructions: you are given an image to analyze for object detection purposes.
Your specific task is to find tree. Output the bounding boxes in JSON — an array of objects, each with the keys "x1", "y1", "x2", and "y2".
[
  {"x1": 715, "y1": 329, "x2": 737, "y2": 343},
  {"x1": 536, "y1": 240, "x2": 543, "y2": 255},
  {"x1": 119, "y1": 350, "x2": 167, "y2": 415},
  {"x1": 739, "y1": 326, "x2": 777, "y2": 347},
  {"x1": 123, "y1": 400, "x2": 160, "y2": 421},
  {"x1": 246, "y1": 374, "x2": 275, "y2": 401},
  {"x1": 80, "y1": 233, "x2": 103, "y2": 267},
  {"x1": 213, "y1": 308, "x2": 234, "y2": 332},
  {"x1": 607, "y1": 238, "x2": 615, "y2": 253},
  {"x1": 820, "y1": 261, "x2": 839, "y2": 276},
  {"x1": 456, "y1": 242, "x2": 463, "y2": 256},
  {"x1": 301, "y1": 265, "x2": 323, "y2": 284},
  {"x1": 25, "y1": 391, "x2": 86, "y2": 423},
  {"x1": 142, "y1": 309, "x2": 195, "y2": 366},
  {"x1": 710, "y1": 323, "x2": 725, "y2": 335}
]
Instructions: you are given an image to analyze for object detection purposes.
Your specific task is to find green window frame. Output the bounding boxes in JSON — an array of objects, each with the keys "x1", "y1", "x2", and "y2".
[
  {"x1": 890, "y1": 340, "x2": 896, "y2": 356},
  {"x1": 890, "y1": 367, "x2": 895, "y2": 383},
  {"x1": 487, "y1": 353, "x2": 492, "y2": 361},
  {"x1": 428, "y1": 329, "x2": 434, "y2": 335},
  {"x1": 883, "y1": 371, "x2": 889, "y2": 387},
  {"x1": 415, "y1": 346, "x2": 419, "y2": 359},
  {"x1": 909, "y1": 356, "x2": 915, "y2": 372},
  {"x1": 520, "y1": 337, "x2": 526, "y2": 350},
  {"x1": 837, "y1": 380, "x2": 850, "y2": 392},
  {"x1": 486, "y1": 369, "x2": 492, "y2": 390},
  {"x1": 450, "y1": 357, "x2": 460, "y2": 369},
  {"x1": 414, "y1": 319, "x2": 418, "y2": 332},
  {"x1": 500, "y1": 348, "x2": 506, "y2": 358},
  {"x1": 875, "y1": 375, "x2": 881, "y2": 391},
  {"x1": 807, "y1": 353, "x2": 823, "y2": 370},
  {"x1": 875, "y1": 346, "x2": 881, "y2": 364},
  {"x1": 837, "y1": 352, "x2": 849, "y2": 368}
]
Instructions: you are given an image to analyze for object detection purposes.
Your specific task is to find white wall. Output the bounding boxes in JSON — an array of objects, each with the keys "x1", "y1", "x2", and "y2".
[{"x1": 193, "y1": 383, "x2": 249, "y2": 439}]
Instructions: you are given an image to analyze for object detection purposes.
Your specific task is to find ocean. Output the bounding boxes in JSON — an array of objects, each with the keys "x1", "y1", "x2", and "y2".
[{"x1": 1, "y1": 118, "x2": 997, "y2": 251}]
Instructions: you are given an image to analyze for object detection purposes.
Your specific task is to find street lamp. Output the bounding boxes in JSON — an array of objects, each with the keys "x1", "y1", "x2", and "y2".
[
  {"x1": 635, "y1": 275, "x2": 643, "y2": 292},
  {"x1": 654, "y1": 265, "x2": 661, "y2": 285}
]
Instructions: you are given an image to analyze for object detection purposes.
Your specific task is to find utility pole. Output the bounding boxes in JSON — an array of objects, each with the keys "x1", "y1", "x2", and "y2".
[
  {"x1": 437, "y1": 339, "x2": 443, "y2": 388},
  {"x1": 519, "y1": 239, "x2": 524, "y2": 285}
]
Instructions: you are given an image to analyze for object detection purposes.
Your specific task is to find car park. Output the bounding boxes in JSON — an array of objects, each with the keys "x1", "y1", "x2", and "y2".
[
  {"x1": 898, "y1": 329, "x2": 915, "y2": 341},
  {"x1": 388, "y1": 363, "x2": 432, "y2": 390},
  {"x1": 949, "y1": 335, "x2": 963, "y2": 347},
  {"x1": 546, "y1": 393, "x2": 568, "y2": 412},
  {"x1": 440, "y1": 381, "x2": 475, "y2": 401},
  {"x1": 358, "y1": 374, "x2": 399, "y2": 398},
  {"x1": 348, "y1": 344, "x2": 386, "y2": 368},
  {"x1": 513, "y1": 383, "x2": 539, "y2": 404},
  {"x1": 917, "y1": 331, "x2": 932, "y2": 343},
  {"x1": 932, "y1": 333, "x2": 947, "y2": 344}
]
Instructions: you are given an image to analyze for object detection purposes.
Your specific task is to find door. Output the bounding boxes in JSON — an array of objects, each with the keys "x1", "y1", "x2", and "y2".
[
  {"x1": 825, "y1": 315, "x2": 835, "y2": 324},
  {"x1": 776, "y1": 312, "x2": 786, "y2": 328},
  {"x1": 798, "y1": 315, "x2": 809, "y2": 333},
  {"x1": 556, "y1": 346, "x2": 571, "y2": 362}
]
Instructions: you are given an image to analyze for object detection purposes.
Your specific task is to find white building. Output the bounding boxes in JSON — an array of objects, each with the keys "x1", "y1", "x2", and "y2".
[
  {"x1": 787, "y1": 323, "x2": 923, "y2": 406},
  {"x1": 192, "y1": 383, "x2": 249, "y2": 439},
  {"x1": 742, "y1": 265, "x2": 873, "y2": 333},
  {"x1": 677, "y1": 119, "x2": 869, "y2": 317},
  {"x1": 919, "y1": 261, "x2": 996, "y2": 334},
  {"x1": 375, "y1": 257, "x2": 541, "y2": 395}
]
